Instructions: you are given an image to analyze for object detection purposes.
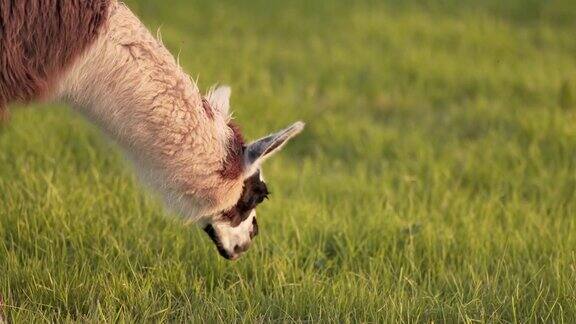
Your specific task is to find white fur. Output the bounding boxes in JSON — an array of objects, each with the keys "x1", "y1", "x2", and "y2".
[
  {"x1": 212, "y1": 210, "x2": 256, "y2": 260},
  {"x1": 207, "y1": 85, "x2": 231, "y2": 118}
]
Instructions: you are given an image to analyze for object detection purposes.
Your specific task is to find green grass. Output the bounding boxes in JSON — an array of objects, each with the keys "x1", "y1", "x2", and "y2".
[{"x1": 1, "y1": 0, "x2": 576, "y2": 322}]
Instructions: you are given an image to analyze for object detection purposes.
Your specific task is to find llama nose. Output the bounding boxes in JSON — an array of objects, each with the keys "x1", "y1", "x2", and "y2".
[{"x1": 233, "y1": 242, "x2": 250, "y2": 254}]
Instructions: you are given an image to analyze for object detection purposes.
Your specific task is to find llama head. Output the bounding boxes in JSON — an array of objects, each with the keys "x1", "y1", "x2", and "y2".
[
  {"x1": 203, "y1": 170, "x2": 266, "y2": 260},
  {"x1": 201, "y1": 89, "x2": 305, "y2": 259}
]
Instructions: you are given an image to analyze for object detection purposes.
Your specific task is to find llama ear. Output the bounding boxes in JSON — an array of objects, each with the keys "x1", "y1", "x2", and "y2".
[
  {"x1": 208, "y1": 85, "x2": 231, "y2": 116},
  {"x1": 244, "y1": 121, "x2": 305, "y2": 173}
]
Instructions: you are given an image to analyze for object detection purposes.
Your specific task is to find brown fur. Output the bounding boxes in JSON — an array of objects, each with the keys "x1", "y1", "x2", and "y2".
[
  {"x1": 220, "y1": 122, "x2": 245, "y2": 179},
  {"x1": 0, "y1": 0, "x2": 110, "y2": 111},
  {"x1": 201, "y1": 97, "x2": 215, "y2": 120},
  {"x1": 223, "y1": 171, "x2": 268, "y2": 227},
  {"x1": 0, "y1": 109, "x2": 8, "y2": 125}
]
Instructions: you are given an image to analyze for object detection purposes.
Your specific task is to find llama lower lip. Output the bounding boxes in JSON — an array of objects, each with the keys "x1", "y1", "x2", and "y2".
[{"x1": 219, "y1": 249, "x2": 234, "y2": 260}]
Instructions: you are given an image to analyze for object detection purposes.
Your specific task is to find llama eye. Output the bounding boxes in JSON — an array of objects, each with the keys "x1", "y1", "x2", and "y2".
[{"x1": 255, "y1": 190, "x2": 270, "y2": 205}]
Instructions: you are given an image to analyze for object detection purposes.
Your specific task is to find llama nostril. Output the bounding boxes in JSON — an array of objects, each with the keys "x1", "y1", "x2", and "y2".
[{"x1": 233, "y1": 243, "x2": 250, "y2": 254}]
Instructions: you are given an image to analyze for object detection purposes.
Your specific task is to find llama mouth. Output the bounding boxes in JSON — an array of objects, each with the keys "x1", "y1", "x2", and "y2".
[{"x1": 203, "y1": 224, "x2": 233, "y2": 260}]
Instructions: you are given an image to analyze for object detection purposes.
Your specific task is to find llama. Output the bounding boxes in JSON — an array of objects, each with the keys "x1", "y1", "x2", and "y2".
[{"x1": 0, "y1": 0, "x2": 304, "y2": 260}]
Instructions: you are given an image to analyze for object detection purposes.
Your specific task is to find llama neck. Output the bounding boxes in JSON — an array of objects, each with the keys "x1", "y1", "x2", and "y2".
[{"x1": 57, "y1": 2, "x2": 242, "y2": 219}]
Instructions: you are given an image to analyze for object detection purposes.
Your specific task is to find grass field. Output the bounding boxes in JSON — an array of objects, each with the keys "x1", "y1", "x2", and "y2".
[{"x1": 1, "y1": 0, "x2": 576, "y2": 322}]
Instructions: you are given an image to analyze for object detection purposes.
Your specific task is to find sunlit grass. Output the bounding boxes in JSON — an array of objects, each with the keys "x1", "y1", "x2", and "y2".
[{"x1": 1, "y1": 0, "x2": 575, "y2": 321}]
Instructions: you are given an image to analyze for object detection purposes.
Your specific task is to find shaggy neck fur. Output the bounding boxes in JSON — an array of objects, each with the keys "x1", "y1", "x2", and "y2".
[{"x1": 57, "y1": 2, "x2": 245, "y2": 220}]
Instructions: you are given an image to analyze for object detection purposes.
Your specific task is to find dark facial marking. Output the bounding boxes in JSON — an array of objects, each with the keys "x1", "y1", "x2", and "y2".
[
  {"x1": 238, "y1": 171, "x2": 269, "y2": 210},
  {"x1": 203, "y1": 224, "x2": 232, "y2": 260},
  {"x1": 223, "y1": 171, "x2": 269, "y2": 227},
  {"x1": 250, "y1": 217, "x2": 259, "y2": 239}
]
